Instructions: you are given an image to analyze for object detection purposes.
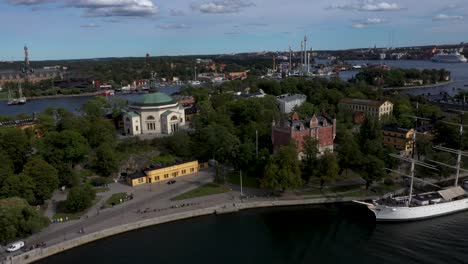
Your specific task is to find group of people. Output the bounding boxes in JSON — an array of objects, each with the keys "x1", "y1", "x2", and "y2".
[
  {"x1": 52, "y1": 217, "x2": 69, "y2": 223},
  {"x1": 28, "y1": 242, "x2": 46, "y2": 251},
  {"x1": 136, "y1": 202, "x2": 201, "y2": 214}
]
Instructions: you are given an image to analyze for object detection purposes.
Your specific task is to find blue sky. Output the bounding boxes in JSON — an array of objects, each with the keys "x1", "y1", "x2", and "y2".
[{"x1": 1, "y1": 0, "x2": 468, "y2": 60}]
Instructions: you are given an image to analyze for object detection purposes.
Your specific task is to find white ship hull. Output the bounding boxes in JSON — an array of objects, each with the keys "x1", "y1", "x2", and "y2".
[
  {"x1": 367, "y1": 198, "x2": 468, "y2": 221},
  {"x1": 431, "y1": 54, "x2": 467, "y2": 63}
]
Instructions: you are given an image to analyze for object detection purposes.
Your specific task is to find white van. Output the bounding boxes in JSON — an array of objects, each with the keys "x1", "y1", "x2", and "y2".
[{"x1": 6, "y1": 241, "x2": 24, "y2": 252}]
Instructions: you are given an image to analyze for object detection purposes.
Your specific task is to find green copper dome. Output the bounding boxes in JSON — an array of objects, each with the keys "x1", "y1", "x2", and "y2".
[{"x1": 131, "y1": 92, "x2": 175, "y2": 106}]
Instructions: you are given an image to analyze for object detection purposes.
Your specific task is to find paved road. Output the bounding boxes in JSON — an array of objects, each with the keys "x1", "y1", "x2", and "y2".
[{"x1": 16, "y1": 169, "x2": 215, "y2": 251}]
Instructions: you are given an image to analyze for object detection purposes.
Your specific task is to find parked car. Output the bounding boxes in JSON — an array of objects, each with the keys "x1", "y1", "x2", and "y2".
[
  {"x1": 167, "y1": 180, "x2": 176, "y2": 185},
  {"x1": 6, "y1": 241, "x2": 25, "y2": 252}
]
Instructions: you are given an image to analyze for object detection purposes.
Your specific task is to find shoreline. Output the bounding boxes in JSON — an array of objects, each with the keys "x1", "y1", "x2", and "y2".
[
  {"x1": 2, "y1": 195, "x2": 377, "y2": 264},
  {"x1": 0, "y1": 92, "x2": 100, "y2": 102},
  {"x1": 382, "y1": 80, "x2": 455, "y2": 91}
]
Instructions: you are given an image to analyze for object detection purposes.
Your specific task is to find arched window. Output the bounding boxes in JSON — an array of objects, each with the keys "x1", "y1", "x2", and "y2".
[
  {"x1": 147, "y1": 116, "x2": 155, "y2": 120},
  {"x1": 171, "y1": 115, "x2": 178, "y2": 121}
]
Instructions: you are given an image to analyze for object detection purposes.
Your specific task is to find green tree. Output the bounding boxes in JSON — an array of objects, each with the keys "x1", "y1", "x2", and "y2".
[
  {"x1": 0, "y1": 150, "x2": 14, "y2": 185},
  {"x1": 22, "y1": 158, "x2": 59, "y2": 202},
  {"x1": 85, "y1": 119, "x2": 116, "y2": 148},
  {"x1": 0, "y1": 128, "x2": 31, "y2": 173},
  {"x1": 0, "y1": 197, "x2": 49, "y2": 243},
  {"x1": 301, "y1": 136, "x2": 319, "y2": 182},
  {"x1": 162, "y1": 132, "x2": 192, "y2": 158},
  {"x1": 360, "y1": 155, "x2": 386, "y2": 189},
  {"x1": 261, "y1": 145, "x2": 303, "y2": 191},
  {"x1": 39, "y1": 130, "x2": 89, "y2": 166},
  {"x1": 318, "y1": 151, "x2": 340, "y2": 189},
  {"x1": 65, "y1": 184, "x2": 96, "y2": 213},
  {"x1": 93, "y1": 143, "x2": 119, "y2": 176},
  {"x1": 336, "y1": 130, "x2": 363, "y2": 177},
  {"x1": 0, "y1": 175, "x2": 36, "y2": 203},
  {"x1": 82, "y1": 97, "x2": 108, "y2": 120},
  {"x1": 39, "y1": 130, "x2": 89, "y2": 186}
]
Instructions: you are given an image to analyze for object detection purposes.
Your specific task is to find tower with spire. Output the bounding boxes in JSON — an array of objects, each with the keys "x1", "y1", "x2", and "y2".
[{"x1": 22, "y1": 45, "x2": 33, "y2": 76}]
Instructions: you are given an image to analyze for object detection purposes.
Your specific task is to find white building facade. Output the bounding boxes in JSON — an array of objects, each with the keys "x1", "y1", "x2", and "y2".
[
  {"x1": 123, "y1": 92, "x2": 185, "y2": 136},
  {"x1": 277, "y1": 94, "x2": 307, "y2": 114}
]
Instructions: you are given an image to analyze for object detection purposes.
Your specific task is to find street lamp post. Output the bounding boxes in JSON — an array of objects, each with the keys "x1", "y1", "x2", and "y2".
[
  {"x1": 256, "y1": 129, "x2": 258, "y2": 158},
  {"x1": 240, "y1": 169, "x2": 243, "y2": 197}
]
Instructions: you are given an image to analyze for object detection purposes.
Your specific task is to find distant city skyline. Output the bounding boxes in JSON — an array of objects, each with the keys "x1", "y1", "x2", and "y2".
[{"x1": 1, "y1": 0, "x2": 467, "y2": 60}]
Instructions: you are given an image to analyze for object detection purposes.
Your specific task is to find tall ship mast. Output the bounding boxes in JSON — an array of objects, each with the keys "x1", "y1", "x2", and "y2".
[{"x1": 355, "y1": 115, "x2": 468, "y2": 221}]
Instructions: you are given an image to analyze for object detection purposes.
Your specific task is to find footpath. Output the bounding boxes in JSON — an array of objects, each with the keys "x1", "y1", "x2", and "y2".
[
  {"x1": 1, "y1": 193, "x2": 378, "y2": 264},
  {"x1": 0, "y1": 168, "x2": 382, "y2": 264}
]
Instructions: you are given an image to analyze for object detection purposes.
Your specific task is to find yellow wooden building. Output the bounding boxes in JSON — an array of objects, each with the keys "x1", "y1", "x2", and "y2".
[
  {"x1": 127, "y1": 160, "x2": 199, "y2": 187},
  {"x1": 382, "y1": 125, "x2": 414, "y2": 156}
]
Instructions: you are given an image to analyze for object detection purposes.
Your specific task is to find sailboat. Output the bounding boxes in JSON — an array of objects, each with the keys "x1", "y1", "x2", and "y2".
[
  {"x1": 354, "y1": 117, "x2": 468, "y2": 221},
  {"x1": 7, "y1": 83, "x2": 27, "y2": 105}
]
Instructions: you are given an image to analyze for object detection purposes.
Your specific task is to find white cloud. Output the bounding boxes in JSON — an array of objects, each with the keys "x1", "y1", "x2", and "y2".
[
  {"x1": 352, "y1": 17, "x2": 386, "y2": 28},
  {"x1": 157, "y1": 23, "x2": 190, "y2": 29},
  {"x1": 191, "y1": 0, "x2": 254, "y2": 14},
  {"x1": 433, "y1": 13, "x2": 463, "y2": 21},
  {"x1": 328, "y1": 1, "x2": 401, "y2": 12},
  {"x1": 69, "y1": 0, "x2": 159, "y2": 17}
]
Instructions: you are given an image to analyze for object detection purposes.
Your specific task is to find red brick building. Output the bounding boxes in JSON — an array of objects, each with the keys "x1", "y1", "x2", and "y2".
[{"x1": 272, "y1": 112, "x2": 336, "y2": 157}]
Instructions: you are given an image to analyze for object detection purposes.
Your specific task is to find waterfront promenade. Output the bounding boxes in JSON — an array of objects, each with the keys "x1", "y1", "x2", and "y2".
[
  {"x1": 0, "y1": 168, "x2": 378, "y2": 264},
  {"x1": 381, "y1": 80, "x2": 454, "y2": 91}
]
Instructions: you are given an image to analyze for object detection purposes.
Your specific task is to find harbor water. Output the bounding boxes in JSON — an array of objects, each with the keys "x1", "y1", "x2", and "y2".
[
  {"x1": 35, "y1": 204, "x2": 468, "y2": 264},
  {"x1": 1, "y1": 60, "x2": 468, "y2": 117}
]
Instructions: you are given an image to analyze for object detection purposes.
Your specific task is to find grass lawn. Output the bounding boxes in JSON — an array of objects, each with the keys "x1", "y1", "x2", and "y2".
[
  {"x1": 52, "y1": 197, "x2": 101, "y2": 221},
  {"x1": 330, "y1": 184, "x2": 365, "y2": 193},
  {"x1": 101, "y1": 193, "x2": 128, "y2": 209},
  {"x1": 172, "y1": 183, "x2": 230, "y2": 201},
  {"x1": 341, "y1": 190, "x2": 375, "y2": 197},
  {"x1": 94, "y1": 187, "x2": 110, "y2": 193},
  {"x1": 226, "y1": 171, "x2": 260, "y2": 188},
  {"x1": 0, "y1": 92, "x2": 8, "y2": 100}
]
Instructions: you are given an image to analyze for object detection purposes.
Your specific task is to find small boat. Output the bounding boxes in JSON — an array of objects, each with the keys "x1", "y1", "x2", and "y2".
[
  {"x1": 101, "y1": 90, "x2": 115, "y2": 96},
  {"x1": 7, "y1": 83, "x2": 26, "y2": 105}
]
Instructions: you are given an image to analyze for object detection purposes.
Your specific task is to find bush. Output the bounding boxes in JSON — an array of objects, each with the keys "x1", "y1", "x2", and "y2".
[
  {"x1": 151, "y1": 154, "x2": 176, "y2": 165},
  {"x1": 89, "y1": 177, "x2": 111, "y2": 187},
  {"x1": 65, "y1": 184, "x2": 96, "y2": 213},
  {"x1": 384, "y1": 177, "x2": 394, "y2": 186},
  {"x1": 0, "y1": 197, "x2": 49, "y2": 243}
]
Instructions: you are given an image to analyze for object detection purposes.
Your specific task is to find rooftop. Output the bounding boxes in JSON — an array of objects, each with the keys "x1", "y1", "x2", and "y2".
[
  {"x1": 130, "y1": 92, "x2": 176, "y2": 107},
  {"x1": 340, "y1": 98, "x2": 390, "y2": 107},
  {"x1": 277, "y1": 94, "x2": 307, "y2": 102}
]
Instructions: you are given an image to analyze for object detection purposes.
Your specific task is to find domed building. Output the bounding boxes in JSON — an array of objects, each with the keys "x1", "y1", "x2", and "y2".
[{"x1": 123, "y1": 92, "x2": 185, "y2": 136}]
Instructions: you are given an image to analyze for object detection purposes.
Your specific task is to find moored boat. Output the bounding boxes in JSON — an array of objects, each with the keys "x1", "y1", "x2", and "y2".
[{"x1": 355, "y1": 116, "x2": 468, "y2": 221}]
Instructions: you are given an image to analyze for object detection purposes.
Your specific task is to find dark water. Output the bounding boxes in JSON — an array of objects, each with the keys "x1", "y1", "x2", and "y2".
[
  {"x1": 0, "y1": 86, "x2": 180, "y2": 117},
  {"x1": 36, "y1": 204, "x2": 468, "y2": 264}
]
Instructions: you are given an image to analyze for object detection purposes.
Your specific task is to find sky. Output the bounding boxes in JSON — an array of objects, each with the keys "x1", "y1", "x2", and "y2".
[{"x1": 1, "y1": 0, "x2": 468, "y2": 60}]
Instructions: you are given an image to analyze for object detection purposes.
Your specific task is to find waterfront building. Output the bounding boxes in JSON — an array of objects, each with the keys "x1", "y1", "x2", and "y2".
[
  {"x1": 226, "y1": 71, "x2": 248, "y2": 80},
  {"x1": 382, "y1": 125, "x2": 414, "y2": 156},
  {"x1": 277, "y1": 94, "x2": 307, "y2": 114},
  {"x1": 338, "y1": 98, "x2": 393, "y2": 120},
  {"x1": 127, "y1": 160, "x2": 199, "y2": 187},
  {"x1": 123, "y1": 92, "x2": 185, "y2": 136},
  {"x1": 272, "y1": 112, "x2": 336, "y2": 157},
  {"x1": 0, "y1": 46, "x2": 63, "y2": 85},
  {"x1": 0, "y1": 68, "x2": 62, "y2": 85}
]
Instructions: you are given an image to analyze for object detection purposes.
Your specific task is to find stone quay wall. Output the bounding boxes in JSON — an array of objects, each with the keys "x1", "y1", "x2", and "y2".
[{"x1": 3, "y1": 196, "x2": 377, "y2": 264}]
